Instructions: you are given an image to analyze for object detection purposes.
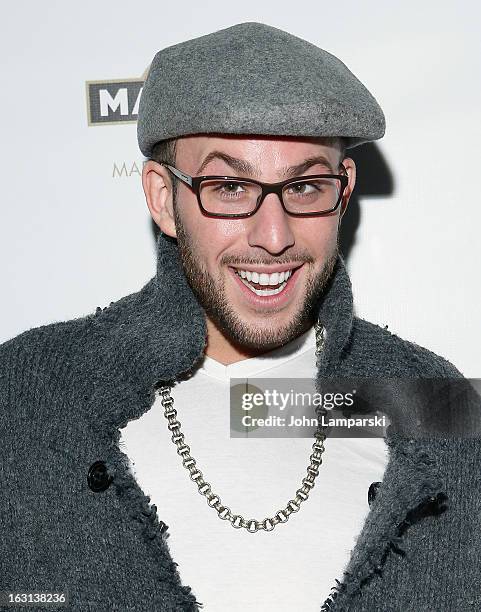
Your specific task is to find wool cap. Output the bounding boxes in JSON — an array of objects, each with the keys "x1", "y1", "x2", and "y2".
[{"x1": 137, "y1": 22, "x2": 386, "y2": 157}]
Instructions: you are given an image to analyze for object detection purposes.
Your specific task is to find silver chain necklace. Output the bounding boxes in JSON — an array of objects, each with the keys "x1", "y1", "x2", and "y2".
[{"x1": 157, "y1": 319, "x2": 327, "y2": 533}]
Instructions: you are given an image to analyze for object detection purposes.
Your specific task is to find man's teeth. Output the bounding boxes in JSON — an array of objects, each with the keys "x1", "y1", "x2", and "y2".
[
  {"x1": 237, "y1": 269, "x2": 293, "y2": 285},
  {"x1": 234, "y1": 268, "x2": 294, "y2": 296}
]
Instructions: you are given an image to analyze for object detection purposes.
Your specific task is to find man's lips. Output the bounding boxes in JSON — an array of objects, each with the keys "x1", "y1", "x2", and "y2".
[
  {"x1": 227, "y1": 264, "x2": 305, "y2": 308},
  {"x1": 228, "y1": 263, "x2": 304, "y2": 274}
]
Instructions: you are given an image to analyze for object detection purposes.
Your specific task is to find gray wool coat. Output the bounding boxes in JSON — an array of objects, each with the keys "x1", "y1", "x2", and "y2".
[{"x1": 1, "y1": 232, "x2": 480, "y2": 611}]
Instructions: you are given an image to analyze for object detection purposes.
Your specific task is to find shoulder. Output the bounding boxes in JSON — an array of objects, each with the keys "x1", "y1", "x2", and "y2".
[
  {"x1": 0, "y1": 275, "x2": 157, "y2": 360},
  {"x1": 345, "y1": 316, "x2": 463, "y2": 377},
  {"x1": 0, "y1": 278, "x2": 155, "y2": 410},
  {"x1": 0, "y1": 303, "x2": 98, "y2": 381},
  {"x1": 0, "y1": 313, "x2": 86, "y2": 401}
]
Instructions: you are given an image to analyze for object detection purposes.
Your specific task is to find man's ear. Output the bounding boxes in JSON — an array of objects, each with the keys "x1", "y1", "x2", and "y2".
[
  {"x1": 339, "y1": 194, "x2": 349, "y2": 224},
  {"x1": 338, "y1": 157, "x2": 356, "y2": 222},
  {"x1": 142, "y1": 160, "x2": 177, "y2": 238}
]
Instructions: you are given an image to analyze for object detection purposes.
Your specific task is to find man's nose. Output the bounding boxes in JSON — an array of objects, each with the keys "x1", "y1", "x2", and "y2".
[{"x1": 246, "y1": 193, "x2": 295, "y2": 255}]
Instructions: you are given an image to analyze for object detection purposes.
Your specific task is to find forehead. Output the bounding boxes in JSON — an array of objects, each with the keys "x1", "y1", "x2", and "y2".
[{"x1": 176, "y1": 134, "x2": 341, "y2": 169}]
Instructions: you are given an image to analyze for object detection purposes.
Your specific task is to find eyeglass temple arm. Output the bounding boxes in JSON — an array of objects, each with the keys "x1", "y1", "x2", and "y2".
[{"x1": 162, "y1": 163, "x2": 193, "y2": 187}]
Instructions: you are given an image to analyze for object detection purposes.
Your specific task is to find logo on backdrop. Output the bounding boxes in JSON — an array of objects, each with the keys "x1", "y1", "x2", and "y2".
[
  {"x1": 85, "y1": 68, "x2": 149, "y2": 126},
  {"x1": 86, "y1": 68, "x2": 150, "y2": 177}
]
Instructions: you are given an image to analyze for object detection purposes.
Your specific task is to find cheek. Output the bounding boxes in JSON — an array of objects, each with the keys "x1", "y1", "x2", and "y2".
[
  {"x1": 304, "y1": 218, "x2": 340, "y2": 255},
  {"x1": 179, "y1": 208, "x2": 244, "y2": 265},
  {"x1": 211, "y1": 218, "x2": 248, "y2": 241}
]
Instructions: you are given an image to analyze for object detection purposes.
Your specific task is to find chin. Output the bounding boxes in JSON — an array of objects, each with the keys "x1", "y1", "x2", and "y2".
[{"x1": 226, "y1": 312, "x2": 310, "y2": 352}]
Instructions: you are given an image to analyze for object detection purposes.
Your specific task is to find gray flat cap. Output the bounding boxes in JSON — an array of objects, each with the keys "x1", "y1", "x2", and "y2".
[{"x1": 137, "y1": 22, "x2": 385, "y2": 156}]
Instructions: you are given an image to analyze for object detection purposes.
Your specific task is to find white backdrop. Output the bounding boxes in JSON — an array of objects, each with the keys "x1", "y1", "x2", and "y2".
[{"x1": 1, "y1": 1, "x2": 479, "y2": 376}]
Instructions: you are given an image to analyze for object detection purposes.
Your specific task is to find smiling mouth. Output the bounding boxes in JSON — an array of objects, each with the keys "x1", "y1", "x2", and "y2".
[{"x1": 230, "y1": 265, "x2": 303, "y2": 296}]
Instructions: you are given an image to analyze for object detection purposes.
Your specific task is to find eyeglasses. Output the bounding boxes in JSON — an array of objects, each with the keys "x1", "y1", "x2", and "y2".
[{"x1": 161, "y1": 163, "x2": 349, "y2": 219}]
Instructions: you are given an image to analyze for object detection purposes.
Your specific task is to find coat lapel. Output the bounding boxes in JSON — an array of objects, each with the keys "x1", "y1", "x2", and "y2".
[{"x1": 319, "y1": 431, "x2": 447, "y2": 610}]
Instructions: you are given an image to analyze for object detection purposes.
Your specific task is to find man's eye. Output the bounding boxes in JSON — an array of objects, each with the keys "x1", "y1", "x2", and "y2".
[
  {"x1": 220, "y1": 182, "x2": 245, "y2": 193},
  {"x1": 288, "y1": 183, "x2": 318, "y2": 195}
]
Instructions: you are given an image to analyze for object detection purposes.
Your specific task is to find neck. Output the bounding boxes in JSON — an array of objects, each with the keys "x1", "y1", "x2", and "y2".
[{"x1": 204, "y1": 317, "x2": 312, "y2": 366}]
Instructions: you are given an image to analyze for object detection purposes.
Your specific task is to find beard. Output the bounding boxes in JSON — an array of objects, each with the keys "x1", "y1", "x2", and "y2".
[{"x1": 173, "y1": 205, "x2": 338, "y2": 353}]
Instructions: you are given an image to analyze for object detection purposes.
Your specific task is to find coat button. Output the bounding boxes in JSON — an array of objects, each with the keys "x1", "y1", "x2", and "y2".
[
  {"x1": 87, "y1": 461, "x2": 113, "y2": 492},
  {"x1": 368, "y1": 481, "x2": 382, "y2": 508}
]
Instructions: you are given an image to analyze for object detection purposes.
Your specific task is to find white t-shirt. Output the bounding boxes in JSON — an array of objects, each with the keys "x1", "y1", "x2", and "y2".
[{"x1": 119, "y1": 326, "x2": 389, "y2": 611}]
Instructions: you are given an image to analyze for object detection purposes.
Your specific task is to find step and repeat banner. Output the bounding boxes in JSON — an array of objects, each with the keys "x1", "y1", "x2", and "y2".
[{"x1": 1, "y1": 1, "x2": 479, "y2": 375}]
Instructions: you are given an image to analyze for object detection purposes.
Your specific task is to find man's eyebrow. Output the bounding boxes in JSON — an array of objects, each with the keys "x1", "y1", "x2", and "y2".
[
  {"x1": 195, "y1": 152, "x2": 335, "y2": 177},
  {"x1": 196, "y1": 152, "x2": 259, "y2": 176},
  {"x1": 282, "y1": 156, "x2": 335, "y2": 176}
]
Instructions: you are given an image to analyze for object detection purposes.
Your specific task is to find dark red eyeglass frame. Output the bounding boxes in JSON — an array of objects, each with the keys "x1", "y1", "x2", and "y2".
[{"x1": 161, "y1": 162, "x2": 349, "y2": 218}]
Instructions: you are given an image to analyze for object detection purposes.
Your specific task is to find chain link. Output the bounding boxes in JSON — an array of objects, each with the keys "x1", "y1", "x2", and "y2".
[{"x1": 158, "y1": 320, "x2": 327, "y2": 533}]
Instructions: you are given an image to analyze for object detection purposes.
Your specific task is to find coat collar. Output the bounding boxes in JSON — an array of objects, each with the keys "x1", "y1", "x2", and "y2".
[
  {"x1": 86, "y1": 230, "x2": 354, "y2": 433},
  {"x1": 125, "y1": 230, "x2": 352, "y2": 398}
]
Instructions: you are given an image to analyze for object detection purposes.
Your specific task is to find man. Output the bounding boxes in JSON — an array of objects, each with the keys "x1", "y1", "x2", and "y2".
[{"x1": 1, "y1": 22, "x2": 479, "y2": 612}]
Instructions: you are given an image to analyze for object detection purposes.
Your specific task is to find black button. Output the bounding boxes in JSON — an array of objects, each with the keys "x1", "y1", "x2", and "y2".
[
  {"x1": 87, "y1": 461, "x2": 113, "y2": 492},
  {"x1": 368, "y1": 481, "x2": 381, "y2": 508}
]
